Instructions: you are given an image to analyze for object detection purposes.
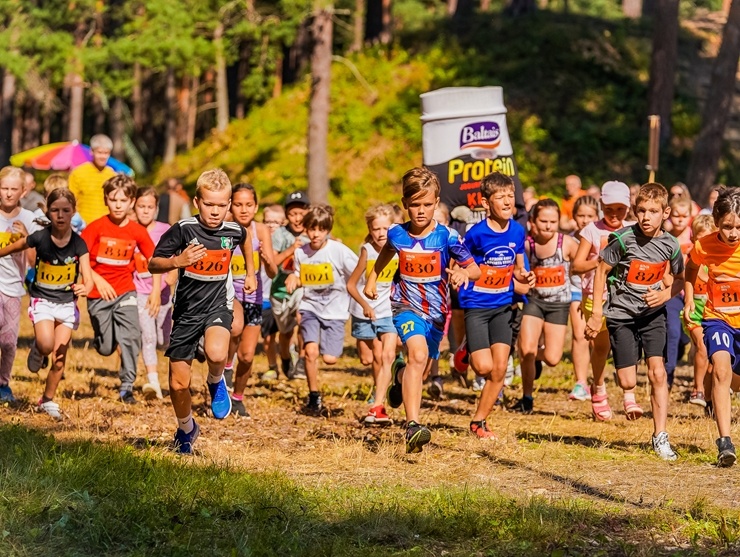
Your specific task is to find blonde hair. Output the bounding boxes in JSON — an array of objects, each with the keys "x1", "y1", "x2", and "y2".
[
  {"x1": 364, "y1": 204, "x2": 395, "y2": 242},
  {"x1": 43, "y1": 174, "x2": 69, "y2": 196},
  {"x1": 692, "y1": 214, "x2": 716, "y2": 239},
  {"x1": 669, "y1": 197, "x2": 692, "y2": 213},
  {"x1": 263, "y1": 204, "x2": 285, "y2": 221},
  {"x1": 636, "y1": 182, "x2": 669, "y2": 210},
  {"x1": 0, "y1": 166, "x2": 25, "y2": 185},
  {"x1": 196, "y1": 168, "x2": 231, "y2": 197}
]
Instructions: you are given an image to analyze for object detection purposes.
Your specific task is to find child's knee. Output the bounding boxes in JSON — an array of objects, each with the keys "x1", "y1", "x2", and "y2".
[
  {"x1": 305, "y1": 343, "x2": 319, "y2": 360},
  {"x1": 322, "y1": 354, "x2": 337, "y2": 365},
  {"x1": 648, "y1": 365, "x2": 667, "y2": 386},
  {"x1": 237, "y1": 347, "x2": 255, "y2": 364}
]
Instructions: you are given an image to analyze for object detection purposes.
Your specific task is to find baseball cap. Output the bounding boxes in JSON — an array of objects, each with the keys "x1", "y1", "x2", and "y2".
[
  {"x1": 600, "y1": 181, "x2": 630, "y2": 207},
  {"x1": 285, "y1": 191, "x2": 310, "y2": 208}
]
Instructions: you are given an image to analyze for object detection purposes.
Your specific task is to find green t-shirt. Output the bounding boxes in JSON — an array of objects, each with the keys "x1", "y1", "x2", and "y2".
[{"x1": 270, "y1": 225, "x2": 309, "y2": 300}]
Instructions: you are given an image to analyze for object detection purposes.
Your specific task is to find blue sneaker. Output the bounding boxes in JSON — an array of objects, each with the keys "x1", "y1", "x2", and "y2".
[
  {"x1": 173, "y1": 421, "x2": 200, "y2": 455},
  {"x1": 0, "y1": 385, "x2": 16, "y2": 402},
  {"x1": 208, "y1": 376, "x2": 232, "y2": 419}
]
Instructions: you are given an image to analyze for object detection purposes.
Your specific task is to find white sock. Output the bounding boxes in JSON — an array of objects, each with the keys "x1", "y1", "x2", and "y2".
[
  {"x1": 177, "y1": 413, "x2": 194, "y2": 434},
  {"x1": 207, "y1": 371, "x2": 223, "y2": 384},
  {"x1": 147, "y1": 372, "x2": 160, "y2": 386}
]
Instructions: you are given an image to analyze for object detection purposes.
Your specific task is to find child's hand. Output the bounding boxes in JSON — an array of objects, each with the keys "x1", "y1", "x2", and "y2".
[
  {"x1": 363, "y1": 281, "x2": 378, "y2": 300},
  {"x1": 243, "y1": 274, "x2": 257, "y2": 294},
  {"x1": 524, "y1": 270, "x2": 536, "y2": 288},
  {"x1": 363, "y1": 306, "x2": 377, "y2": 321},
  {"x1": 643, "y1": 287, "x2": 669, "y2": 308},
  {"x1": 72, "y1": 283, "x2": 87, "y2": 297},
  {"x1": 584, "y1": 314, "x2": 602, "y2": 340},
  {"x1": 175, "y1": 243, "x2": 206, "y2": 268},
  {"x1": 683, "y1": 299, "x2": 695, "y2": 325},
  {"x1": 11, "y1": 221, "x2": 28, "y2": 237},
  {"x1": 285, "y1": 274, "x2": 300, "y2": 294},
  {"x1": 448, "y1": 266, "x2": 470, "y2": 289},
  {"x1": 96, "y1": 277, "x2": 117, "y2": 301},
  {"x1": 146, "y1": 290, "x2": 160, "y2": 317}
]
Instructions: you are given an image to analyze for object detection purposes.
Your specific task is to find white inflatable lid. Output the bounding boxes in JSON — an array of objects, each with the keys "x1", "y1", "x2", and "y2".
[{"x1": 420, "y1": 87, "x2": 507, "y2": 122}]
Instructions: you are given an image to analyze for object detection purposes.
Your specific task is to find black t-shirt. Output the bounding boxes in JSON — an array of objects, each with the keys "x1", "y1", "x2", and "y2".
[
  {"x1": 154, "y1": 216, "x2": 245, "y2": 317},
  {"x1": 26, "y1": 228, "x2": 89, "y2": 303}
]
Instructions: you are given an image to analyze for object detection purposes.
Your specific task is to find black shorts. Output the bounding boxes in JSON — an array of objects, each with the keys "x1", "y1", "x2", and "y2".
[
  {"x1": 606, "y1": 308, "x2": 667, "y2": 370},
  {"x1": 261, "y1": 307, "x2": 278, "y2": 338},
  {"x1": 166, "y1": 307, "x2": 233, "y2": 360},
  {"x1": 464, "y1": 305, "x2": 513, "y2": 353},
  {"x1": 511, "y1": 303, "x2": 523, "y2": 349},
  {"x1": 240, "y1": 300, "x2": 263, "y2": 327},
  {"x1": 522, "y1": 298, "x2": 570, "y2": 326},
  {"x1": 450, "y1": 288, "x2": 461, "y2": 311}
]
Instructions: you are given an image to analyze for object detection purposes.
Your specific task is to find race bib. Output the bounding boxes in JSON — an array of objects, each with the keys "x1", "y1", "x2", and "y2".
[
  {"x1": 133, "y1": 252, "x2": 150, "y2": 279},
  {"x1": 473, "y1": 265, "x2": 513, "y2": 294},
  {"x1": 97, "y1": 236, "x2": 135, "y2": 266},
  {"x1": 184, "y1": 249, "x2": 231, "y2": 282},
  {"x1": 36, "y1": 261, "x2": 76, "y2": 290},
  {"x1": 534, "y1": 266, "x2": 566, "y2": 289},
  {"x1": 230, "y1": 254, "x2": 246, "y2": 279},
  {"x1": 710, "y1": 281, "x2": 740, "y2": 314},
  {"x1": 399, "y1": 251, "x2": 441, "y2": 284},
  {"x1": 367, "y1": 257, "x2": 399, "y2": 284},
  {"x1": 625, "y1": 260, "x2": 666, "y2": 287},
  {"x1": 695, "y1": 278, "x2": 708, "y2": 300},
  {"x1": 300, "y1": 262, "x2": 334, "y2": 289}
]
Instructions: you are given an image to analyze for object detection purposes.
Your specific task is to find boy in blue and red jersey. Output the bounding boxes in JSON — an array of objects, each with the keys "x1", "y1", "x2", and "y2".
[{"x1": 365, "y1": 167, "x2": 480, "y2": 453}]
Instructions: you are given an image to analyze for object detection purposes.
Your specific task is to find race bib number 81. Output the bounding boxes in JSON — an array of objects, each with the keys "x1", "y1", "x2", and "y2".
[{"x1": 711, "y1": 281, "x2": 740, "y2": 314}]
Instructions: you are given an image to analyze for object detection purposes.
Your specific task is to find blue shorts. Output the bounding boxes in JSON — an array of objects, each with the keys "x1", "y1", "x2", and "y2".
[
  {"x1": 703, "y1": 319, "x2": 740, "y2": 375},
  {"x1": 392, "y1": 311, "x2": 444, "y2": 360},
  {"x1": 351, "y1": 315, "x2": 397, "y2": 340}
]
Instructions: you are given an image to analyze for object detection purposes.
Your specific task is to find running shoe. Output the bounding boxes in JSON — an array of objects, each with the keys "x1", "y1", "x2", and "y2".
[
  {"x1": 652, "y1": 431, "x2": 678, "y2": 461},
  {"x1": 405, "y1": 421, "x2": 431, "y2": 454},
  {"x1": 504, "y1": 355, "x2": 515, "y2": 387},
  {"x1": 510, "y1": 395, "x2": 533, "y2": 414},
  {"x1": 231, "y1": 397, "x2": 250, "y2": 418},
  {"x1": 471, "y1": 375, "x2": 485, "y2": 392},
  {"x1": 569, "y1": 382, "x2": 591, "y2": 401},
  {"x1": 37, "y1": 399, "x2": 62, "y2": 420},
  {"x1": 223, "y1": 368, "x2": 234, "y2": 391},
  {"x1": 261, "y1": 368, "x2": 278, "y2": 381},
  {"x1": 717, "y1": 436, "x2": 737, "y2": 468},
  {"x1": 173, "y1": 421, "x2": 200, "y2": 455},
  {"x1": 689, "y1": 391, "x2": 707, "y2": 408},
  {"x1": 304, "y1": 392, "x2": 323, "y2": 416},
  {"x1": 208, "y1": 376, "x2": 232, "y2": 419},
  {"x1": 470, "y1": 420, "x2": 497, "y2": 439},
  {"x1": 387, "y1": 356, "x2": 405, "y2": 409},
  {"x1": 291, "y1": 358, "x2": 307, "y2": 380},
  {"x1": 428, "y1": 376, "x2": 444, "y2": 400},
  {"x1": 364, "y1": 405, "x2": 392, "y2": 425},
  {"x1": 27, "y1": 342, "x2": 47, "y2": 373},
  {"x1": 142, "y1": 383, "x2": 163, "y2": 400},
  {"x1": 494, "y1": 388, "x2": 504, "y2": 406},
  {"x1": 120, "y1": 391, "x2": 138, "y2": 405},
  {"x1": 0, "y1": 385, "x2": 15, "y2": 403},
  {"x1": 534, "y1": 359, "x2": 543, "y2": 380}
]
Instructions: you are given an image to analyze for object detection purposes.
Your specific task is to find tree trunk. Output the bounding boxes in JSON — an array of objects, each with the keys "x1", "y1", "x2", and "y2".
[
  {"x1": 447, "y1": 0, "x2": 457, "y2": 15},
  {"x1": 686, "y1": 0, "x2": 740, "y2": 205},
  {"x1": 0, "y1": 70, "x2": 16, "y2": 165},
  {"x1": 505, "y1": 0, "x2": 537, "y2": 15},
  {"x1": 177, "y1": 75, "x2": 190, "y2": 147},
  {"x1": 164, "y1": 68, "x2": 178, "y2": 162},
  {"x1": 90, "y1": 85, "x2": 106, "y2": 133},
  {"x1": 352, "y1": 0, "x2": 365, "y2": 51},
  {"x1": 481, "y1": 0, "x2": 492, "y2": 10},
  {"x1": 132, "y1": 62, "x2": 143, "y2": 133},
  {"x1": 284, "y1": 19, "x2": 312, "y2": 83},
  {"x1": 235, "y1": 43, "x2": 250, "y2": 119},
  {"x1": 214, "y1": 22, "x2": 229, "y2": 132},
  {"x1": 41, "y1": 99, "x2": 52, "y2": 145},
  {"x1": 307, "y1": 8, "x2": 333, "y2": 205},
  {"x1": 273, "y1": 55, "x2": 284, "y2": 98},
  {"x1": 110, "y1": 97, "x2": 125, "y2": 160},
  {"x1": 68, "y1": 72, "x2": 84, "y2": 141},
  {"x1": 187, "y1": 73, "x2": 199, "y2": 150},
  {"x1": 647, "y1": 0, "x2": 679, "y2": 144},
  {"x1": 380, "y1": 0, "x2": 392, "y2": 44},
  {"x1": 622, "y1": 0, "x2": 642, "y2": 18},
  {"x1": 22, "y1": 94, "x2": 40, "y2": 150}
]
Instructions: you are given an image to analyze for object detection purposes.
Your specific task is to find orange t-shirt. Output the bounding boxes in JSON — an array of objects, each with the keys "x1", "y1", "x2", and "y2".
[
  {"x1": 560, "y1": 191, "x2": 587, "y2": 221},
  {"x1": 690, "y1": 232, "x2": 740, "y2": 328}
]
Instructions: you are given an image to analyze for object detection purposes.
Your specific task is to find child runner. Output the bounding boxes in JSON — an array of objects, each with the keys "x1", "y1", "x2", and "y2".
[
  {"x1": 572, "y1": 181, "x2": 634, "y2": 421},
  {"x1": 684, "y1": 187, "x2": 740, "y2": 467},
  {"x1": 149, "y1": 169, "x2": 257, "y2": 454},
  {"x1": 347, "y1": 204, "x2": 399, "y2": 424},
  {"x1": 456, "y1": 172, "x2": 533, "y2": 432},
  {"x1": 683, "y1": 215, "x2": 716, "y2": 408},
  {"x1": 285, "y1": 205, "x2": 358, "y2": 415},
  {"x1": 0, "y1": 166, "x2": 42, "y2": 402},
  {"x1": 133, "y1": 186, "x2": 173, "y2": 400},
  {"x1": 82, "y1": 175, "x2": 156, "y2": 404},
  {"x1": 568, "y1": 195, "x2": 599, "y2": 401},
  {"x1": 586, "y1": 182, "x2": 683, "y2": 461},
  {"x1": 517, "y1": 199, "x2": 578, "y2": 412},
  {"x1": 270, "y1": 191, "x2": 310, "y2": 379},
  {"x1": 365, "y1": 168, "x2": 480, "y2": 453},
  {"x1": 259, "y1": 204, "x2": 286, "y2": 381},
  {"x1": 226, "y1": 183, "x2": 277, "y2": 417},
  {"x1": 0, "y1": 189, "x2": 92, "y2": 418}
]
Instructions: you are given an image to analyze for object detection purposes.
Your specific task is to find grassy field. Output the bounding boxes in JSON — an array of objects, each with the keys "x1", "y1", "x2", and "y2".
[{"x1": 2, "y1": 302, "x2": 740, "y2": 555}]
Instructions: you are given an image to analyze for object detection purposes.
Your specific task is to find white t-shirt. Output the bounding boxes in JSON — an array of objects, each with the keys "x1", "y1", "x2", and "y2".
[
  {"x1": 349, "y1": 242, "x2": 396, "y2": 320},
  {"x1": 294, "y1": 239, "x2": 359, "y2": 320},
  {"x1": 579, "y1": 219, "x2": 632, "y2": 300},
  {"x1": 0, "y1": 208, "x2": 42, "y2": 297}
]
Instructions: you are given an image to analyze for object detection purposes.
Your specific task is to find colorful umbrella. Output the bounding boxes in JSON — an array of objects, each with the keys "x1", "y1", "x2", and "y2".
[{"x1": 10, "y1": 140, "x2": 134, "y2": 176}]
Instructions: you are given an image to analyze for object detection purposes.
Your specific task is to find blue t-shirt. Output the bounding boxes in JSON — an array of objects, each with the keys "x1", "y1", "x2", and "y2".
[
  {"x1": 387, "y1": 221, "x2": 474, "y2": 326},
  {"x1": 458, "y1": 218, "x2": 526, "y2": 309}
]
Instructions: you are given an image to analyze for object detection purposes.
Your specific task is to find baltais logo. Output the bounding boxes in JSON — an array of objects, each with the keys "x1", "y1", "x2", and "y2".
[{"x1": 459, "y1": 121, "x2": 501, "y2": 150}]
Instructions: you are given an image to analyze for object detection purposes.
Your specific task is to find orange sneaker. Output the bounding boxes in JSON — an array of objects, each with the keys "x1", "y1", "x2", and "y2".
[
  {"x1": 364, "y1": 405, "x2": 392, "y2": 425},
  {"x1": 470, "y1": 420, "x2": 497, "y2": 440}
]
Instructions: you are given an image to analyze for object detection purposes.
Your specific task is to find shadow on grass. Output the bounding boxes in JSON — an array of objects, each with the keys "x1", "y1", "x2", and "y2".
[{"x1": 0, "y1": 424, "x2": 738, "y2": 555}]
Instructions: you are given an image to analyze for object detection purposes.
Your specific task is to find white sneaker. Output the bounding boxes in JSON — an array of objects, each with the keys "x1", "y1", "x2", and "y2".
[
  {"x1": 142, "y1": 383, "x2": 164, "y2": 400},
  {"x1": 38, "y1": 400, "x2": 62, "y2": 420},
  {"x1": 504, "y1": 356, "x2": 515, "y2": 386},
  {"x1": 472, "y1": 375, "x2": 485, "y2": 392},
  {"x1": 27, "y1": 342, "x2": 46, "y2": 373},
  {"x1": 652, "y1": 431, "x2": 678, "y2": 461}
]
